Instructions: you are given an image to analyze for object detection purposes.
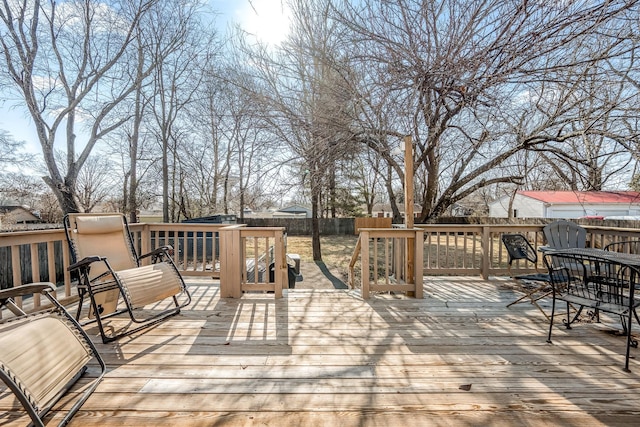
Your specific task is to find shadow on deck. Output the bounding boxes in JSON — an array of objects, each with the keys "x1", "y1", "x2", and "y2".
[{"x1": 4, "y1": 276, "x2": 640, "y2": 426}]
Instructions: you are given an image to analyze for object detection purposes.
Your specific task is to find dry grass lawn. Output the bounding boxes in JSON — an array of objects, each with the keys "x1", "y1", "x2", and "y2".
[{"x1": 286, "y1": 235, "x2": 358, "y2": 279}]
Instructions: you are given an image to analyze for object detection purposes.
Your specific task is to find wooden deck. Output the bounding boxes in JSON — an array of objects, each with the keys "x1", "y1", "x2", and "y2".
[{"x1": 4, "y1": 276, "x2": 640, "y2": 426}]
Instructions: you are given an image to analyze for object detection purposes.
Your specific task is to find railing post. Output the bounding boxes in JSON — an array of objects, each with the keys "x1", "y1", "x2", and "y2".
[
  {"x1": 30, "y1": 244, "x2": 41, "y2": 307},
  {"x1": 348, "y1": 235, "x2": 362, "y2": 288},
  {"x1": 219, "y1": 227, "x2": 238, "y2": 298},
  {"x1": 140, "y1": 223, "x2": 151, "y2": 266},
  {"x1": 414, "y1": 229, "x2": 424, "y2": 298},
  {"x1": 46, "y1": 241, "x2": 57, "y2": 293},
  {"x1": 406, "y1": 232, "x2": 415, "y2": 297},
  {"x1": 394, "y1": 235, "x2": 403, "y2": 281},
  {"x1": 231, "y1": 227, "x2": 243, "y2": 298},
  {"x1": 274, "y1": 229, "x2": 285, "y2": 298},
  {"x1": 481, "y1": 225, "x2": 490, "y2": 280},
  {"x1": 11, "y1": 245, "x2": 22, "y2": 308},
  {"x1": 361, "y1": 230, "x2": 370, "y2": 299}
]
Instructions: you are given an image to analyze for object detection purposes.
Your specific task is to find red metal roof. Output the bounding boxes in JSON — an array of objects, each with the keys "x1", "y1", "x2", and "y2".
[{"x1": 517, "y1": 191, "x2": 640, "y2": 204}]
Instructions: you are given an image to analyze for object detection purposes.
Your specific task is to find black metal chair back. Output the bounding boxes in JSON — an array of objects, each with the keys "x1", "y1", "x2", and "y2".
[
  {"x1": 501, "y1": 233, "x2": 555, "y2": 319},
  {"x1": 605, "y1": 240, "x2": 640, "y2": 255},
  {"x1": 502, "y1": 233, "x2": 538, "y2": 268}
]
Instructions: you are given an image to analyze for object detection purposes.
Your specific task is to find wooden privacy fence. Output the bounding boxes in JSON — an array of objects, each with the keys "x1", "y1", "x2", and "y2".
[{"x1": 354, "y1": 217, "x2": 393, "y2": 234}]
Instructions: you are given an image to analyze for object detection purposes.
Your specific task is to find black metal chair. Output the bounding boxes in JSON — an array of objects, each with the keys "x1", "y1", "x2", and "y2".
[
  {"x1": 605, "y1": 240, "x2": 640, "y2": 328},
  {"x1": 502, "y1": 233, "x2": 554, "y2": 319},
  {"x1": 605, "y1": 240, "x2": 640, "y2": 255},
  {"x1": 543, "y1": 251, "x2": 639, "y2": 371}
]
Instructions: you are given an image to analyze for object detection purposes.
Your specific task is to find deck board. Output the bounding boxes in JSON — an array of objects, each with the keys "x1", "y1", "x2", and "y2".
[{"x1": 3, "y1": 276, "x2": 640, "y2": 426}]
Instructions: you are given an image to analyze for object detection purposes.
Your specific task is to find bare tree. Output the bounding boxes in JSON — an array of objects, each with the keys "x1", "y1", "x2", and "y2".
[
  {"x1": 175, "y1": 36, "x2": 288, "y2": 220},
  {"x1": 0, "y1": 130, "x2": 30, "y2": 165},
  {"x1": 75, "y1": 155, "x2": 116, "y2": 213},
  {"x1": 513, "y1": 48, "x2": 638, "y2": 191},
  {"x1": 0, "y1": 0, "x2": 163, "y2": 213},
  {"x1": 123, "y1": 24, "x2": 153, "y2": 223},
  {"x1": 142, "y1": 1, "x2": 215, "y2": 222},
  {"x1": 0, "y1": 172, "x2": 43, "y2": 207},
  {"x1": 328, "y1": 0, "x2": 639, "y2": 220},
  {"x1": 236, "y1": 0, "x2": 360, "y2": 260},
  {"x1": 228, "y1": 87, "x2": 267, "y2": 221},
  {"x1": 182, "y1": 69, "x2": 233, "y2": 217},
  {"x1": 357, "y1": 150, "x2": 385, "y2": 216}
]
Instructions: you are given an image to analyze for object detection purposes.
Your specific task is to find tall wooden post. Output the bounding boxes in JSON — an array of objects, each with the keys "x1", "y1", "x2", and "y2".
[
  {"x1": 404, "y1": 135, "x2": 414, "y2": 229},
  {"x1": 404, "y1": 135, "x2": 416, "y2": 296}
]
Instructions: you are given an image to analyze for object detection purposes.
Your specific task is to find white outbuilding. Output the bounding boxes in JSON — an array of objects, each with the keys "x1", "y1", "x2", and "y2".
[{"x1": 489, "y1": 191, "x2": 640, "y2": 219}]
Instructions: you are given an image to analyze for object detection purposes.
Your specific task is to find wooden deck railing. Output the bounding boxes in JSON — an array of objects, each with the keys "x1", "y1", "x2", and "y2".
[
  {"x1": 0, "y1": 222, "x2": 239, "y2": 311},
  {"x1": 0, "y1": 229, "x2": 70, "y2": 311},
  {"x1": 349, "y1": 228, "x2": 424, "y2": 299},
  {"x1": 2, "y1": 222, "x2": 640, "y2": 309},
  {"x1": 417, "y1": 224, "x2": 548, "y2": 278},
  {"x1": 128, "y1": 223, "x2": 228, "y2": 277},
  {"x1": 348, "y1": 224, "x2": 550, "y2": 292},
  {"x1": 413, "y1": 224, "x2": 637, "y2": 278},
  {"x1": 218, "y1": 225, "x2": 287, "y2": 298},
  {"x1": 348, "y1": 224, "x2": 640, "y2": 293}
]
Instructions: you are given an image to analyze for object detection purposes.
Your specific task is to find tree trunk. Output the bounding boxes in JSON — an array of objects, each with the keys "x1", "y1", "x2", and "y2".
[
  {"x1": 309, "y1": 159, "x2": 323, "y2": 261},
  {"x1": 311, "y1": 188, "x2": 322, "y2": 261},
  {"x1": 329, "y1": 166, "x2": 336, "y2": 218},
  {"x1": 384, "y1": 166, "x2": 401, "y2": 223},
  {"x1": 123, "y1": 171, "x2": 130, "y2": 218},
  {"x1": 420, "y1": 150, "x2": 439, "y2": 222},
  {"x1": 60, "y1": 187, "x2": 79, "y2": 214},
  {"x1": 128, "y1": 114, "x2": 140, "y2": 224},
  {"x1": 128, "y1": 42, "x2": 145, "y2": 224},
  {"x1": 508, "y1": 191, "x2": 517, "y2": 219},
  {"x1": 43, "y1": 176, "x2": 79, "y2": 214},
  {"x1": 162, "y1": 133, "x2": 169, "y2": 222}
]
